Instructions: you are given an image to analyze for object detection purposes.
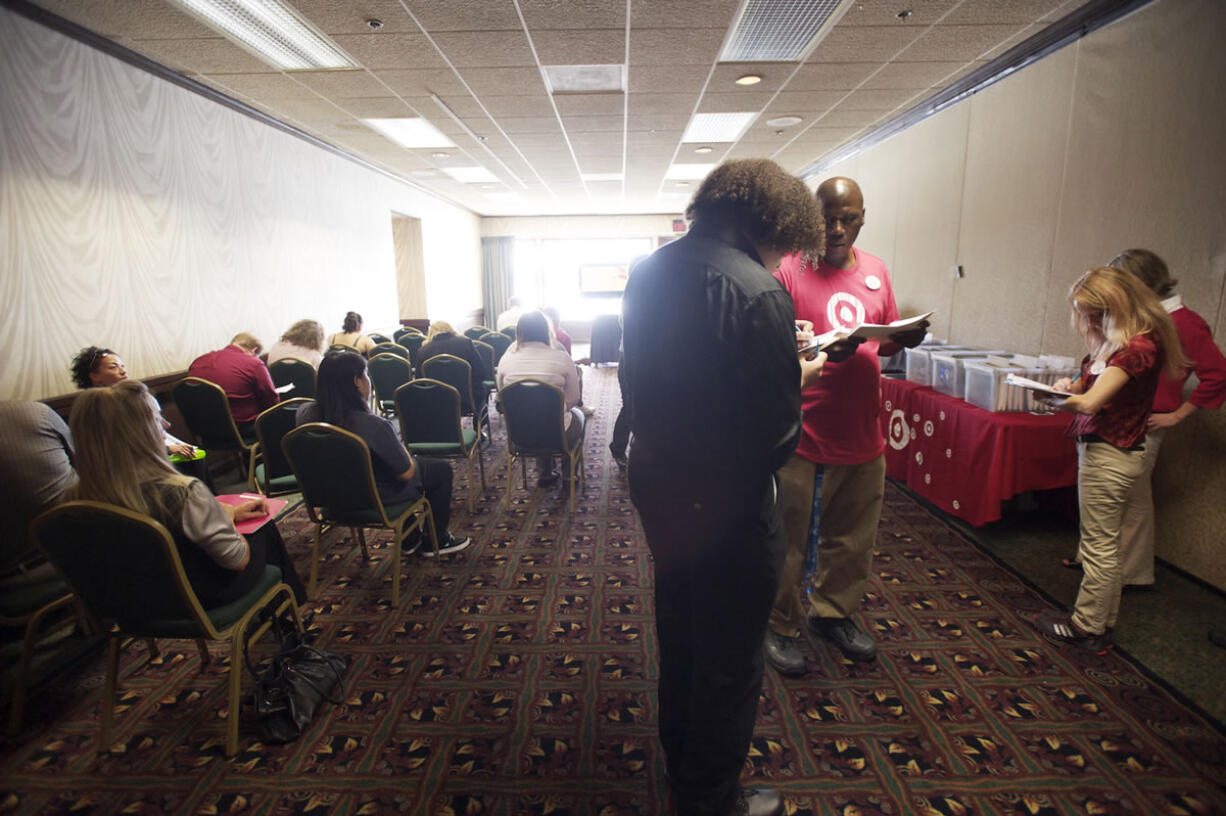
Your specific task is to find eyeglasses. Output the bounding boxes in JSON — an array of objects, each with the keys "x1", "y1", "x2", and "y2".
[{"x1": 88, "y1": 348, "x2": 106, "y2": 370}]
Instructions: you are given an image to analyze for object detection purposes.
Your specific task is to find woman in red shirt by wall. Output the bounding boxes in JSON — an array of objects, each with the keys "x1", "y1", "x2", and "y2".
[{"x1": 1034, "y1": 266, "x2": 1187, "y2": 653}]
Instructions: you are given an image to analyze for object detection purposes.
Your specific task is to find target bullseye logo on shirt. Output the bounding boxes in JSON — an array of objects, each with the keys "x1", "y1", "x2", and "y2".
[{"x1": 826, "y1": 292, "x2": 866, "y2": 332}]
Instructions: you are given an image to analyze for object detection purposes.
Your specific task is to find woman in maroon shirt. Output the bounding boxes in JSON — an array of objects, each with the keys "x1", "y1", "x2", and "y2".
[{"x1": 1033, "y1": 266, "x2": 1187, "y2": 652}]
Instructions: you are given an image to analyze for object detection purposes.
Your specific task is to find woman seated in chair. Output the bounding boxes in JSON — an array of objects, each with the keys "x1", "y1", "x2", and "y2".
[
  {"x1": 419, "y1": 320, "x2": 491, "y2": 415},
  {"x1": 326, "y1": 311, "x2": 375, "y2": 356},
  {"x1": 495, "y1": 310, "x2": 584, "y2": 487},
  {"x1": 267, "y1": 319, "x2": 326, "y2": 369},
  {"x1": 69, "y1": 381, "x2": 306, "y2": 606},
  {"x1": 295, "y1": 350, "x2": 472, "y2": 555},
  {"x1": 70, "y1": 345, "x2": 198, "y2": 459}
]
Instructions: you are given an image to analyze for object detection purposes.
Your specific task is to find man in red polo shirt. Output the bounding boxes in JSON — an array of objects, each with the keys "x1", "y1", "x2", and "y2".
[
  {"x1": 765, "y1": 177, "x2": 927, "y2": 673},
  {"x1": 187, "y1": 333, "x2": 279, "y2": 431}
]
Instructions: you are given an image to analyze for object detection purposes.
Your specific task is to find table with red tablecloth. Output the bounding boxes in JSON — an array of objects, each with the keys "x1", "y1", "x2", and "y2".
[{"x1": 878, "y1": 377, "x2": 1078, "y2": 526}]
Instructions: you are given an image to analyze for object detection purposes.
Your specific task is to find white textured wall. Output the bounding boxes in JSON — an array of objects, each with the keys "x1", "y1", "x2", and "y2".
[
  {"x1": 0, "y1": 7, "x2": 481, "y2": 400},
  {"x1": 819, "y1": 0, "x2": 1226, "y2": 588}
]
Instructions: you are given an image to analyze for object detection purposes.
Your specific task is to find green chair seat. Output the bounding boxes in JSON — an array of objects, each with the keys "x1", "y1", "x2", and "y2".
[
  {"x1": 138, "y1": 566, "x2": 283, "y2": 638},
  {"x1": 254, "y1": 464, "x2": 298, "y2": 493}
]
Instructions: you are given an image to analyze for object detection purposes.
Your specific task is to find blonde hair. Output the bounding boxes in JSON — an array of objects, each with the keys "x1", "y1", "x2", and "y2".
[
  {"x1": 280, "y1": 319, "x2": 325, "y2": 351},
  {"x1": 1068, "y1": 266, "x2": 1188, "y2": 379},
  {"x1": 69, "y1": 380, "x2": 191, "y2": 518},
  {"x1": 426, "y1": 320, "x2": 456, "y2": 343}
]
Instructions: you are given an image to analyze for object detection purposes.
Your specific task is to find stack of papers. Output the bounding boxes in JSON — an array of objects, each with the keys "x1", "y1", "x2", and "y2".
[{"x1": 1003, "y1": 374, "x2": 1072, "y2": 399}]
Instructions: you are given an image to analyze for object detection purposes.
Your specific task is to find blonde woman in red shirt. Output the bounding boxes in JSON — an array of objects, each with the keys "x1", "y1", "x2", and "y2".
[{"x1": 1034, "y1": 266, "x2": 1187, "y2": 653}]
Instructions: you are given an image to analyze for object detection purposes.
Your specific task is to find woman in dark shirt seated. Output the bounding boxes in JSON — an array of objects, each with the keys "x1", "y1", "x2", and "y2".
[
  {"x1": 70, "y1": 381, "x2": 306, "y2": 606},
  {"x1": 295, "y1": 350, "x2": 471, "y2": 556},
  {"x1": 418, "y1": 320, "x2": 491, "y2": 412}
]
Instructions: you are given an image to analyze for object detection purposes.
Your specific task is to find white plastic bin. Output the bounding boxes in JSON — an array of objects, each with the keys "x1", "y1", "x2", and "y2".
[{"x1": 931, "y1": 351, "x2": 1008, "y2": 397}]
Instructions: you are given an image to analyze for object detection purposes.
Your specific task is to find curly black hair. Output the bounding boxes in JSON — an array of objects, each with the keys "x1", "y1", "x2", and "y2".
[
  {"x1": 685, "y1": 159, "x2": 824, "y2": 256},
  {"x1": 70, "y1": 346, "x2": 114, "y2": 389}
]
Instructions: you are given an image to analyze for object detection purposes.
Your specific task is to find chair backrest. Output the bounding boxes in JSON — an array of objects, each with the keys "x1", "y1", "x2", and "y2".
[
  {"x1": 268, "y1": 358, "x2": 317, "y2": 399},
  {"x1": 472, "y1": 340, "x2": 495, "y2": 380},
  {"x1": 393, "y1": 327, "x2": 422, "y2": 344},
  {"x1": 171, "y1": 377, "x2": 247, "y2": 450},
  {"x1": 254, "y1": 398, "x2": 311, "y2": 484},
  {"x1": 368, "y1": 354, "x2": 413, "y2": 406},
  {"x1": 395, "y1": 379, "x2": 463, "y2": 446},
  {"x1": 501, "y1": 379, "x2": 567, "y2": 454},
  {"x1": 396, "y1": 333, "x2": 425, "y2": 356},
  {"x1": 328, "y1": 344, "x2": 352, "y2": 354},
  {"x1": 282, "y1": 423, "x2": 384, "y2": 520},
  {"x1": 32, "y1": 501, "x2": 208, "y2": 633},
  {"x1": 367, "y1": 332, "x2": 392, "y2": 346},
  {"x1": 370, "y1": 342, "x2": 409, "y2": 360},
  {"x1": 500, "y1": 326, "x2": 516, "y2": 341},
  {"x1": 480, "y1": 331, "x2": 511, "y2": 365},
  {"x1": 421, "y1": 354, "x2": 474, "y2": 409},
  {"x1": 464, "y1": 325, "x2": 491, "y2": 340}
]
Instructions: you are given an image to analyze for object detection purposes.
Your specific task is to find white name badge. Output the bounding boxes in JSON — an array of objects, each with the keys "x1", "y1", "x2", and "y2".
[{"x1": 865, "y1": 275, "x2": 882, "y2": 291}]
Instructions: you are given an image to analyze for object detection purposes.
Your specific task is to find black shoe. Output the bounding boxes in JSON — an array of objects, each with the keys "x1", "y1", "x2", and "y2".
[
  {"x1": 422, "y1": 533, "x2": 471, "y2": 557},
  {"x1": 1034, "y1": 610, "x2": 1113, "y2": 654},
  {"x1": 401, "y1": 528, "x2": 423, "y2": 556},
  {"x1": 763, "y1": 631, "x2": 805, "y2": 676},
  {"x1": 729, "y1": 787, "x2": 783, "y2": 816},
  {"x1": 611, "y1": 453, "x2": 627, "y2": 470},
  {"x1": 810, "y1": 616, "x2": 877, "y2": 662},
  {"x1": 537, "y1": 471, "x2": 560, "y2": 487}
]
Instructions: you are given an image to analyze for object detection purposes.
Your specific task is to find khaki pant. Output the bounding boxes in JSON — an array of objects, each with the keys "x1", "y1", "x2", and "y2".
[
  {"x1": 1093, "y1": 427, "x2": 1166, "y2": 586},
  {"x1": 768, "y1": 453, "x2": 885, "y2": 637},
  {"x1": 1072, "y1": 440, "x2": 1147, "y2": 635}
]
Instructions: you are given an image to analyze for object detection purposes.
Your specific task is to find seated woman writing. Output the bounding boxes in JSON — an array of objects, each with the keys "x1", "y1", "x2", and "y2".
[
  {"x1": 294, "y1": 350, "x2": 471, "y2": 555},
  {"x1": 69, "y1": 381, "x2": 306, "y2": 606}
]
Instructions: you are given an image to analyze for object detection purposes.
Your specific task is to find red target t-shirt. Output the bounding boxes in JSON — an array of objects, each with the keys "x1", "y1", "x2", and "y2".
[{"x1": 775, "y1": 249, "x2": 899, "y2": 465}]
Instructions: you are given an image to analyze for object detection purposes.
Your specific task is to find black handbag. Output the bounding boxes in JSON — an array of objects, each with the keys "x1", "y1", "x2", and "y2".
[{"x1": 247, "y1": 622, "x2": 347, "y2": 744}]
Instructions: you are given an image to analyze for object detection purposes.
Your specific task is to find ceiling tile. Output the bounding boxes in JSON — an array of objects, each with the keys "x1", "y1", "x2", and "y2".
[
  {"x1": 553, "y1": 93, "x2": 625, "y2": 116},
  {"x1": 201, "y1": 72, "x2": 317, "y2": 100},
  {"x1": 808, "y1": 25, "x2": 921, "y2": 63},
  {"x1": 578, "y1": 157, "x2": 624, "y2": 174},
  {"x1": 630, "y1": 28, "x2": 728, "y2": 66},
  {"x1": 519, "y1": 0, "x2": 627, "y2": 29},
  {"x1": 835, "y1": 88, "x2": 922, "y2": 111},
  {"x1": 430, "y1": 31, "x2": 537, "y2": 67},
  {"x1": 626, "y1": 113, "x2": 690, "y2": 132},
  {"x1": 455, "y1": 66, "x2": 547, "y2": 96},
  {"x1": 628, "y1": 92, "x2": 700, "y2": 116},
  {"x1": 505, "y1": 133, "x2": 570, "y2": 149},
  {"x1": 373, "y1": 68, "x2": 469, "y2": 97},
  {"x1": 696, "y1": 91, "x2": 775, "y2": 114},
  {"x1": 943, "y1": 0, "x2": 1081, "y2": 25},
  {"x1": 334, "y1": 96, "x2": 420, "y2": 118},
  {"x1": 132, "y1": 37, "x2": 271, "y2": 74},
  {"x1": 585, "y1": 180, "x2": 624, "y2": 196},
  {"x1": 532, "y1": 29, "x2": 626, "y2": 64},
  {"x1": 836, "y1": 0, "x2": 961, "y2": 27},
  {"x1": 480, "y1": 95, "x2": 558, "y2": 117},
  {"x1": 897, "y1": 25, "x2": 1030, "y2": 62},
  {"x1": 291, "y1": 69, "x2": 391, "y2": 98},
  {"x1": 631, "y1": 0, "x2": 740, "y2": 29},
  {"x1": 761, "y1": 91, "x2": 845, "y2": 115},
  {"x1": 628, "y1": 64, "x2": 711, "y2": 94},
  {"x1": 259, "y1": 96, "x2": 347, "y2": 123},
  {"x1": 569, "y1": 131, "x2": 625, "y2": 150},
  {"x1": 401, "y1": 0, "x2": 524, "y2": 31},
  {"x1": 327, "y1": 33, "x2": 445, "y2": 69},
  {"x1": 859, "y1": 61, "x2": 969, "y2": 90},
  {"x1": 288, "y1": 0, "x2": 424, "y2": 34},
  {"x1": 496, "y1": 118, "x2": 565, "y2": 135},
  {"x1": 559, "y1": 115, "x2": 626, "y2": 133},
  {"x1": 785, "y1": 62, "x2": 880, "y2": 91},
  {"x1": 813, "y1": 107, "x2": 885, "y2": 128}
]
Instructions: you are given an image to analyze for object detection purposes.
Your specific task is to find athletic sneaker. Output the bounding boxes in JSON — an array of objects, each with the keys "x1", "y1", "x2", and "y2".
[
  {"x1": 1034, "y1": 610, "x2": 1113, "y2": 654},
  {"x1": 422, "y1": 532, "x2": 472, "y2": 557}
]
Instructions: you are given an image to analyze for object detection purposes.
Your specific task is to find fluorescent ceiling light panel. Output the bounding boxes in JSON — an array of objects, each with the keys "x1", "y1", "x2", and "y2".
[
  {"x1": 485, "y1": 192, "x2": 525, "y2": 203},
  {"x1": 442, "y1": 166, "x2": 500, "y2": 184},
  {"x1": 665, "y1": 163, "x2": 716, "y2": 181},
  {"x1": 170, "y1": 0, "x2": 358, "y2": 70},
  {"x1": 544, "y1": 65, "x2": 626, "y2": 93},
  {"x1": 721, "y1": 0, "x2": 849, "y2": 62},
  {"x1": 681, "y1": 113, "x2": 756, "y2": 143},
  {"x1": 364, "y1": 118, "x2": 455, "y2": 149},
  {"x1": 581, "y1": 173, "x2": 624, "y2": 182}
]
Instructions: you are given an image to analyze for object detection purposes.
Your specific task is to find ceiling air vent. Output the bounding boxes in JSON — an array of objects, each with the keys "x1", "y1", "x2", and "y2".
[{"x1": 720, "y1": 0, "x2": 852, "y2": 62}]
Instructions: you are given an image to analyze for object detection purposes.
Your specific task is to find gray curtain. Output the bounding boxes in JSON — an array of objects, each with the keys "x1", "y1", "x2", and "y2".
[{"x1": 482, "y1": 236, "x2": 514, "y2": 329}]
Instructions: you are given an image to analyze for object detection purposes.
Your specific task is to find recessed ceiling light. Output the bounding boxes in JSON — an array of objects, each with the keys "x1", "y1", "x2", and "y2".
[
  {"x1": 169, "y1": 0, "x2": 358, "y2": 70},
  {"x1": 682, "y1": 113, "x2": 756, "y2": 143},
  {"x1": 765, "y1": 116, "x2": 803, "y2": 128},
  {"x1": 735, "y1": 74, "x2": 762, "y2": 85},
  {"x1": 544, "y1": 64, "x2": 626, "y2": 93},
  {"x1": 694, "y1": 146, "x2": 714, "y2": 154},
  {"x1": 441, "y1": 166, "x2": 500, "y2": 184},
  {"x1": 581, "y1": 173, "x2": 624, "y2": 182},
  {"x1": 676, "y1": 181, "x2": 691, "y2": 187},
  {"x1": 363, "y1": 118, "x2": 455, "y2": 149},
  {"x1": 665, "y1": 163, "x2": 716, "y2": 181},
  {"x1": 431, "y1": 151, "x2": 450, "y2": 158}
]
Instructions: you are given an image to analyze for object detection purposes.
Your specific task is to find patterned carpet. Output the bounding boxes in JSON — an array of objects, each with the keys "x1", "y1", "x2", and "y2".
[{"x1": 2, "y1": 366, "x2": 1224, "y2": 815}]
